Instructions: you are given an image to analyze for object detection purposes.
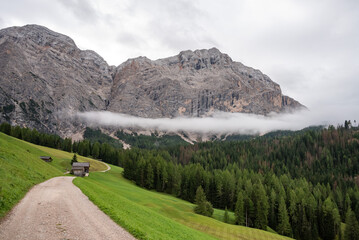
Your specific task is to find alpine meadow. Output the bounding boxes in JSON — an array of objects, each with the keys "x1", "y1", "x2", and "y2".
[{"x1": 1, "y1": 1, "x2": 359, "y2": 240}]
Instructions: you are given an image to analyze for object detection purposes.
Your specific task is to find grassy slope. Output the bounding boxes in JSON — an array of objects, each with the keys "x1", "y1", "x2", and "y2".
[
  {"x1": 74, "y1": 165, "x2": 293, "y2": 240},
  {"x1": 30, "y1": 144, "x2": 108, "y2": 172},
  {"x1": 0, "y1": 133, "x2": 107, "y2": 218},
  {"x1": 0, "y1": 133, "x2": 63, "y2": 218},
  {"x1": 0, "y1": 132, "x2": 291, "y2": 239}
]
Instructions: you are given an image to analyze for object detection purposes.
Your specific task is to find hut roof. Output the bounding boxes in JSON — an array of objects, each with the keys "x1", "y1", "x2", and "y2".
[
  {"x1": 40, "y1": 156, "x2": 52, "y2": 160},
  {"x1": 72, "y1": 162, "x2": 90, "y2": 167}
]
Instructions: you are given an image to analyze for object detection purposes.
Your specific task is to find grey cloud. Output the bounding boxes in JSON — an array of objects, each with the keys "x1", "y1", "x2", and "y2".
[
  {"x1": 130, "y1": 0, "x2": 218, "y2": 51},
  {"x1": 117, "y1": 32, "x2": 142, "y2": 48},
  {"x1": 57, "y1": 0, "x2": 99, "y2": 23}
]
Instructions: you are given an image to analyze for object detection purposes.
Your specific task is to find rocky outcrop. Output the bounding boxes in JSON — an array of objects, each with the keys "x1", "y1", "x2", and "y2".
[
  {"x1": 0, "y1": 25, "x2": 304, "y2": 136},
  {"x1": 0, "y1": 25, "x2": 113, "y2": 136},
  {"x1": 109, "y1": 48, "x2": 303, "y2": 118}
]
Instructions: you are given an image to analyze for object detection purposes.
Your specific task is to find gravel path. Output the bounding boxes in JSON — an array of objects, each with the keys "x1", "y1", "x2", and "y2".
[
  {"x1": 0, "y1": 176, "x2": 136, "y2": 240},
  {"x1": 100, "y1": 162, "x2": 111, "y2": 172}
]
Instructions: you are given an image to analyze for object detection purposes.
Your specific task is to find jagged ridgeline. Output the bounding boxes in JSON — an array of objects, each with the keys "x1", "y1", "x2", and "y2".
[{"x1": 0, "y1": 24, "x2": 304, "y2": 137}]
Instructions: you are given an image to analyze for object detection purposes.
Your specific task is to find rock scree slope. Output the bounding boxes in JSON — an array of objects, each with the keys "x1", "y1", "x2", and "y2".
[
  {"x1": 0, "y1": 24, "x2": 304, "y2": 137},
  {"x1": 0, "y1": 176, "x2": 136, "y2": 240}
]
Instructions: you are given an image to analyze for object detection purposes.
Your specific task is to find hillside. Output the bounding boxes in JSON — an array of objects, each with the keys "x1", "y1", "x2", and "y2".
[
  {"x1": 0, "y1": 24, "x2": 304, "y2": 138},
  {"x1": 0, "y1": 132, "x2": 107, "y2": 218},
  {"x1": 74, "y1": 165, "x2": 292, "y2": 240},
  {"x1": 120, "y1": 125, "x2": 359, "y2": 240},
  {"x1": 0, "y1": 132, "x2": 292, "y2": 239}
]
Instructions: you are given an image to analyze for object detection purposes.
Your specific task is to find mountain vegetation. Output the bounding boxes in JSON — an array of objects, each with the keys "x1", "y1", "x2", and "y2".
[
  {"x1": 0, "y1": 129, "x2": 290, "y2": 240},
  {"x1": 121, "y1": 124, "x2": 359, "y2": 240},
  {"x1": 74, "y1": 164, "x2": 291, "y2": 240},
  {"x1": 83, "y1": 127, "x2": 123, "y2": 149},
  {"x1": 115, "y1": 130, "x2": 189, "y2": 149},
  {"x1": 2, "y1": 121, "x2": 359, "y2": 240},
  {"x1": 0, "y1": 122, "x2": 123, "y2": 165}
]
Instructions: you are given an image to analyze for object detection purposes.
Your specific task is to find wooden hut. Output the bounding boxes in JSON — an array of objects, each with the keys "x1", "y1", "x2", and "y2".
[
  {"x1": 72, "y1": 162, "x2": 90, "y2": 177},
  {"x1": 40, "y1": 156, "x2": 53, "y2": 162}
]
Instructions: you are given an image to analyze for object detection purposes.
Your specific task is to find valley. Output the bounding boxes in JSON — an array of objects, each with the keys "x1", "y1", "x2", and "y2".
[
  {"x1": 0, "y1": 132, "x2": 292, "y2": 240},
  {"x1": 1, "y1": 123, "x2": 359, "y2": 239},
  {"x1": 0, "y1": 14, "x2": 358, "y2": 240}
]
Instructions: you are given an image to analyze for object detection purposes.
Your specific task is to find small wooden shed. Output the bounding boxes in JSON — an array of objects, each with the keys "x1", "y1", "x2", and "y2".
[
  {"x1": 72, "y1": 162, "x2": 90, "y2": 177},
  {"x1": 40, "y1": 156, "x2": 53, "y2": 162}
]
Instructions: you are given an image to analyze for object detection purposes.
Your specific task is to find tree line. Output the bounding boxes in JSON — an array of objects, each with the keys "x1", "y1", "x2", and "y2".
[
  {"x1": 0, "y1": 122, "x2": 123, "y2": 166},
  {"x1": 122, "y1": 125, "x2": 359, "y2": 240},
  {"x1": 122, "y1": 147, "x2": 359, "y2": 239},
  {"x1": 2, "y1": 121, "x2": 359, "y2": 239}
]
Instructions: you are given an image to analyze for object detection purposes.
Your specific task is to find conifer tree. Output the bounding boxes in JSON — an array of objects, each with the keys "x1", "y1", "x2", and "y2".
[
  {"x1": 253, "y1": 183, "x2": 269, "y2": 230},
  {"x1": 145, "y1": 163, "x2": 154, "y2": 189},
  {"x1": 0, "y1": 122, "x2": 11, "y2": 135},
  {"x1": 224, "y1": 207, "x2": 229, "y2": 223},
  {"x1": 194, "y1": 186, "x2": 206, "y2": 214},
  {"x1": 194, "y1": 186, "x2": 213, "y2": 217},
  {"x1": 322, "y1": 197, "x2": 340, "y2": 240},
  {"x1": 235, "y1": 192, "x2": 245, "y2": 225},
  {"x1": 277, "y1": 196, "x2": 292, "y2": 237},
  {"x1": 71, "y1": 154, "x2": 77, "y2": 165},
  {"x1": 11, "y1": 125, "x2": 22, "y2": 139},
  {"x1": 77, "y1": 141, "x2": 84, "y2": 156},
  {"x1": 344, "y1": 208, "x2": 359, "y2": 240},
  {"x1": 92, "y1": 142, "x2": 100, "y2": 159}
]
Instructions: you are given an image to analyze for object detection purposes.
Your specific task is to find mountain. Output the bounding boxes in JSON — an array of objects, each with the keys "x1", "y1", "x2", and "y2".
[
  {"x1": 0, "y1": 24, "x2": 304, "y2": 137},
  {"x1": 110, "y1": 48, "x2": 302, "y2": 118}
]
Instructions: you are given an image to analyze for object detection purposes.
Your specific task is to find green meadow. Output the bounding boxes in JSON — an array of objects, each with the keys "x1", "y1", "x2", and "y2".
[
  {"x1": 74, "y1": 165, "x2": 292, "y2": 240},
  {"x1": 30, "y1": 143, "x2": 108, "y2": 172},
  {"x1": 0, "y1": 132, "x2": 106, "y2": 218}
]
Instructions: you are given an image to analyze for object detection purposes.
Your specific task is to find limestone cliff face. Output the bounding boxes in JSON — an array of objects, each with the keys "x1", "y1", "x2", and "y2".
[
  {"x1": 0, "y1": 25, "x2": 113, "y2": 135},
  {"x1": 0, "y1": 25, "x2": 304, "y2": 136},
  {"x1": 109, "y1": 48, "x2": 303, "y2": 118}
]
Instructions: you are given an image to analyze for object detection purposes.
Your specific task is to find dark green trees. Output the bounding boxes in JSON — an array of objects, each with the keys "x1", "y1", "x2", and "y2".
[
  {"x1": 71, "y1": 154, "x2": 78, "y2": 165},
  {"x1": 277, "y1": 196, "x2": 291, "y2": 237},
  {"x1": 194, "y1": 186, "x2": 213, "y2": 217},
  {"x1": 92, "y1": 142, "x2": 100, "y2": 159},
  {"x1": 234, "y1": 192, "x2": 245, "y2": 225},
  {"x1": 4, "y1": 122, "x2": 359, "y2": 240},
  {"x1": 62, "y1": 138, "x2": 72, "y2": 152},
  {"x1": 0, "y1": 122, "x2": 11, "y2": 135},
  {"x1": 321, "y1": 197, "x2": 341, "y2": 240},
  {"x1": 253, "y1": 183, "x2": 269, "y2": 229},
  {"x1": 344, "y1": 208, "x2": 359, "y2": 240},
  {"x1": 146, "y1": 163, "x2": 154, "y2": 189}
]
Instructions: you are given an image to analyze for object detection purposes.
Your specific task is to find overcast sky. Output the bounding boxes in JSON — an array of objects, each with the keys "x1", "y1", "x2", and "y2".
[{"x1": 1, "y1": 0, "x2": 359, "y2": 127}]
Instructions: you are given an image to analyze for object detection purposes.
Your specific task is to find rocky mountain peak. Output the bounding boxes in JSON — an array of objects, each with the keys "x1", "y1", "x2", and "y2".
[
  {"x1": 171, "y1": 47, "x2": 232, "y2": 70},
  {"x1": 0, "y1": 24, "x2": 77, "y2": 51},
  {"x1": 0, "y1": 24, "x2": 305, "y2": 137}
]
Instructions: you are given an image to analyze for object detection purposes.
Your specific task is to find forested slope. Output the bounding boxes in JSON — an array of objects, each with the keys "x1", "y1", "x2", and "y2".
[
  {"x1": 2, "y1": 121, "x2": 359, "y2": 239},
  {"x1": 122, "y1": 126, "x2": 359, "y2": 240}
]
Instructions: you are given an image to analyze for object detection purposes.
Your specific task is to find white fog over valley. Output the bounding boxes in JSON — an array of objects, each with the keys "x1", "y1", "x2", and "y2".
[{"x1": 75, "y1": 105, "x2": 357, "y2": 135}]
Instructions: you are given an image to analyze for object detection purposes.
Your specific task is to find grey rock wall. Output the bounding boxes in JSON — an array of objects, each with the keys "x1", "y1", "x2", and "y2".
[{"x1": 0, "y1": 25, "x2": 304, "y2": 136}]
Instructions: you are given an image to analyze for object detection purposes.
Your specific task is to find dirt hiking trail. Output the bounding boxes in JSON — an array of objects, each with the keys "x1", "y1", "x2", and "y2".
[{"x1": 0, "y1": 176, "x2": 136, "y2": 240}]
